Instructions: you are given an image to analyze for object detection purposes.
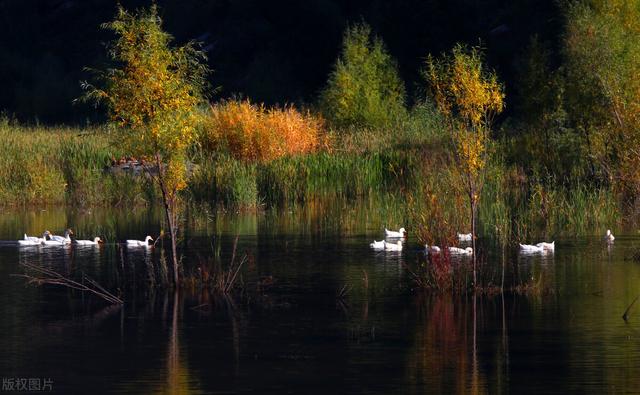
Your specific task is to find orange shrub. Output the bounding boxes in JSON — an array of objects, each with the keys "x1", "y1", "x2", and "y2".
[{"x1": 201, "y1": 100, "x2": 325, "y2": 161}]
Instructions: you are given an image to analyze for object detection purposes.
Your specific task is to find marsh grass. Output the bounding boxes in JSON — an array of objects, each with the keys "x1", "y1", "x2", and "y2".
[
  {"x1": 479, "y1": 166, "x2": 620, "y2": 242},
  {"x1": 0, "y1": 113, "x2": 625, "y2": 244},
  {"x1": 189, "y1": 148, "x2": 423, "y2": 208},
  {"x1": 406, "y1": 253, "x2": 475, "y2": 292},
  {"x1": 189, "y1": 154, "x2": 258, "y2": 207},
  {"x1": 184, "y1": 236, "x2": 247, "y2": 293},
  {"x1": 0, "y1": 120, "x2": 151, "y2": 206}
]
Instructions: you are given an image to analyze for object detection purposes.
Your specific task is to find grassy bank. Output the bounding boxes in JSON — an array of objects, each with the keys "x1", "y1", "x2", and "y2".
[
  {"x1": 0, "y1": 114, "x2": 622, "y2": 241},
  {"x1": 479, "y1": 167, "x2": 620, "y2": 241},
  {"x1": 0, "y1": 119, "x2": 154, "y2": 207}
]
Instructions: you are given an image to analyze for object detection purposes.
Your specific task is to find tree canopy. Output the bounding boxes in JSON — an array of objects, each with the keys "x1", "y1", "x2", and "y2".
[
  {"x1": 320, "y1": 23, "x2": 406, "y2": 129},
  {"x1": 81, "y1": 5, "x2": 209, "y2": 286}
]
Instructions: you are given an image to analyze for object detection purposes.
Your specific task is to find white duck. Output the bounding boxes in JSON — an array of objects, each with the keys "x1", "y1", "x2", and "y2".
[
  {"x1": 75, "y1": 237, "x2": 103, "y2": 246},
  {"x1": 385, "y1": 227, "x2": 407, "y2": 238},
  {"x1": 457, "y1": 233, "x2": 472, "y2": 242},
  {"x1": 449, "y1": 246, "x2": 473, "y2": 255},
  {"x1": 127, "y1": 236, "x2": 154, "y2": 247},
  {"x1": 605, "y1": 229, "x2": 615, "y2": 242},
  {"x1": 425, "y1": 244, "x2": 441, "y2": 253},
  {"x1": 384, "y1": 240, "x2": 403, "y2": 251},
  {"x1": 370, "y1": 240, "x2": 385, "y2": 250},
  {"x1": 519, "y1": 243, "x2": 545, "y2": 253},
  {"x1": 535, "y1": 241, "x2": 555, "y2": 251},
  {"x1": 43, "y1": 229, "x2": 73, "y2": 246}
]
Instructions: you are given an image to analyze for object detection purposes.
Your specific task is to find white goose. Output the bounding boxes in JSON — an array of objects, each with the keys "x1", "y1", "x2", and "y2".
[
  {"x1": 457, "y1": 233, "x2": 472, "y2": 242},
  {"x1": 370, "y1": 240, "x2": 385, "y2": 250},
  {"x1": 23, "y1": 231, "x2": 48, "y2": 243},
  {"x1": 535, "y1": 241, "x2": 555, "y2": 251},
  {"x1": 605, "y1": 229, "x2": 615, "y2": 242},
  {"x1": 18, "y1": 231, "x2": 49, "y2": 246},
  {"x1": 48, "y1": 229, "x2": 73, "y2": 245},
  {"x1": 43, "y1": 229, "x2": 73, "y2": 246},
  {"x1": 449, "y1": 246, "x2": 473, "y2": 255},
  {"x1": 519, "y1": 243, "x2": 545, "y2": 253},
  {"x1": 425, "y1": 244, "x2": 441, "y2": 253},
  {"x1": 18, "y1": 239, "x2": 41, "y2": 246},
  {"x1": 384, "y1": 240, "x2": 403, "y2": 251},
  {"x1": 127, "y1": 236, "x2": 154, "y2": 247},
  {"x1": 75, "y1": 237, "x2": 103, "y2": 246},
  {"x1": 385, "y1": 227, "x2": 407, "y2": 238}
]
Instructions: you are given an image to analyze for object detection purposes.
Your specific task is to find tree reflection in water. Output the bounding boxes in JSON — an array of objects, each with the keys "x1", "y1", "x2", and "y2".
[{"x1": 407, "y1": 293, "x2": 511, "y2": 395}]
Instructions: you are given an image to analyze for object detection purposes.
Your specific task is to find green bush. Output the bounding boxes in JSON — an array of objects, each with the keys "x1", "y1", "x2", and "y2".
[{"x1": 320, "y1": 23, "x2": 406, "y2": 129}]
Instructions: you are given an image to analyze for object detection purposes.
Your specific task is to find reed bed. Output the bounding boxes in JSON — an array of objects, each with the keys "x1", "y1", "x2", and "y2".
[
  {"x1": 189, "y1": 149, "x2": 421, "y2": 208},
  {"x1": 0, "y1": 120, "x2": 152, "y2": 206},
  {"x1": 0, "y1": 113, "x2": 625, "y2": 243},
  {"x1": 479, "y1": 169, "x2": 620, "y2": 242}
]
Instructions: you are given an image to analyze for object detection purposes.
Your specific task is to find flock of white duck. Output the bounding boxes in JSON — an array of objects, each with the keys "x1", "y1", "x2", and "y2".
[
  {"x1": 18, "y1": 226, "x2": 618, "y2": 254},
  {"x1": 370, "y1": 227, "x2": 617, "y2": 255},
  {"x1": 17, "y1": 229, "x2": 154, "y2": 248},
  {"x1": 425, "y1": 232, "x2": 474, "y2": 256},
  {"x1": 370, "y1": 228, "x2": 474, "y2": 255},
  {"x1": 369, "y1": 228, "x2": 407, "y2": 252}
]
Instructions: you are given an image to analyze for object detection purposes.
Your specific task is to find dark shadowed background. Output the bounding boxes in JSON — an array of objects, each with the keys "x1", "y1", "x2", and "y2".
[{"x1": 0, "y1": 0, "x2": 560, "y2": 123}]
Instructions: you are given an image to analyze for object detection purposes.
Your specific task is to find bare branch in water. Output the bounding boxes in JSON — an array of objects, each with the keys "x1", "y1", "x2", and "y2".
[
  {"x1": 189, "y1": 234, "x2": 248, "y2": 294},
  {"x1": 623, "y1": 295, "x2": 639, "y2": 322},
  {"x1": 216, "y1": 235, "x2": 247, "y2": 294},
  {"x1": 225, "y1": 255, "x2": 247, "y2": 294},
  {"x1": 337, "y1": 284, "x2": 352, "y2": 300},
  {"x1": 12, "y1": 262, "x2": 123, "y2": 304}
]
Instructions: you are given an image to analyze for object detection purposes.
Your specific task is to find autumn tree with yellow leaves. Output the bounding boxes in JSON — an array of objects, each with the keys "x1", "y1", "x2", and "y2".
[
  {"x1": 424, "y1": 44, "x2": 504, "y2": 284},
  {"x1": 81, "y1": 5, "x2": 208, "y2": 286}
]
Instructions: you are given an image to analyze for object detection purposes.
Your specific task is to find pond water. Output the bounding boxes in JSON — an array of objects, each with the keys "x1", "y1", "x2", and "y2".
[{"x1": 1, "y1": 203, "x2": 640, "y2": 394}]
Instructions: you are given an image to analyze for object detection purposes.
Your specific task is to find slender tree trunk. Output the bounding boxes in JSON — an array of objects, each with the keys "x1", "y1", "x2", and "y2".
[
  {"x1": 501, "y1": 247, "x2": 505, "y2": 290},
  {"x1": 471, "y1": 195, "x2": 477, "y2": 287},
  {"x1": 166, "y1": 201, "x2": 179, "y2": 287},
  {"x1": 156, "y1": 153, "x2": 180, "y2": 287}
]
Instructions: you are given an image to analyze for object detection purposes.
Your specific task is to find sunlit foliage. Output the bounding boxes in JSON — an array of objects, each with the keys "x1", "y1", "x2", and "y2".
[
  {"x1": 425, "y1": 45, "x2": 504, "y2": 181},
  {"x1": 81, "y1": 5, "x2": 209, "y2": 285},
  {"x1": 320, "y1": 23, "x2": 406, "y2": 129},
  {"x1": 200, "y1": 100, "x2": 325, "y2": 162}
]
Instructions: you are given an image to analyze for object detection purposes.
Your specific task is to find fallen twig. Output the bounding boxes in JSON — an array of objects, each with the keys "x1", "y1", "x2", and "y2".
[{"x1": 13, "y1": 262, "x2": 123, "y2": 304}]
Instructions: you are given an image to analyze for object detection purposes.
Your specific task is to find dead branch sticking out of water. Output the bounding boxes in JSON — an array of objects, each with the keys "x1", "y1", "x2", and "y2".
[
  {"x1": 623, "y1": 295, "x2": 639, "y2": 322},
  {"x1": 13, "y1": 262, "x2": 123, "y2": 304},
  {"x1": 222, "y1": 236, "x2": 246, "y2": 294}
]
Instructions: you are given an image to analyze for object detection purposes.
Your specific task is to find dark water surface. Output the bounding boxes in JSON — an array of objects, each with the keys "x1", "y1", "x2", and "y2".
[{"x1": 1, "y1": 205, "x2": 640, "y2": 394}]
